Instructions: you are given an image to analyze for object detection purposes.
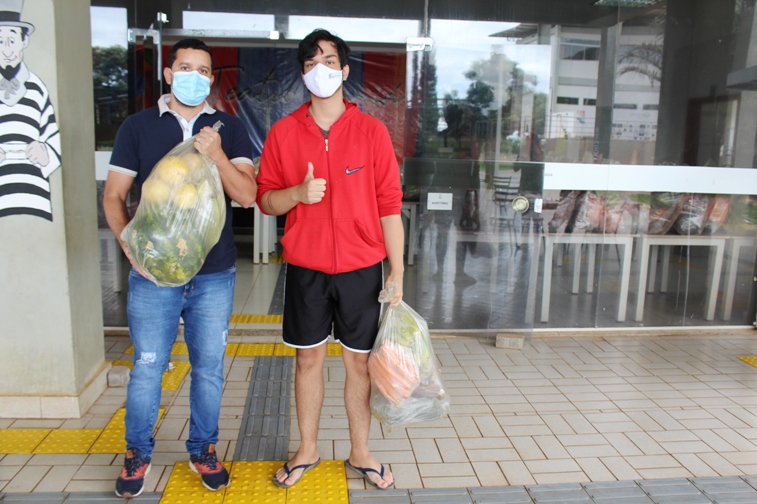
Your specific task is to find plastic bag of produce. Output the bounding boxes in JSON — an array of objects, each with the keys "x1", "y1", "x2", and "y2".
[
  {"x1": 673, "y1": 194, "x2": 710, "y2": 235},
  {"x1": 702, "y1": 195, "x2": 731, "y2": 235},
  {"x1": 548, "y1": 190, "x2": 580, "y2": 233},
  {"x1": 648, "y1": 192, "x2": 685, "y2": 235},
  {"x1": 602, "y1": 193, "x2": 625, "y2": 234},
  {"x1": 121, "y1": 121, "x2": 226, "y2": 287},
  {"x1": 573, "y1": 191, "x2": 606, "y2": 232},
  {"x1": 368, "y1": 284, "x2": 450, "y2": 429}
]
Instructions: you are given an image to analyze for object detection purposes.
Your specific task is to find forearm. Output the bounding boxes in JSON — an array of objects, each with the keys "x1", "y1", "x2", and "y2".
[
  {"x1": 103, "y1": 193, "x2": 131, "y2": 242},
  {"x1": 380, "y1": 214, "x2": 405, "y2": 275},
  {"x1": 216, "y1": 159, "x2": 257, "y2": 208},
  {"x1": 260, "y1": 186, "x2": 302, "y2": 216}
]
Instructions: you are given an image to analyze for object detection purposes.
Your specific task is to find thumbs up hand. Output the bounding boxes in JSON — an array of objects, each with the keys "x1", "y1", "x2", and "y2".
[{"x1": 297, "y1": 162, "x2": 326, "y2": 204}]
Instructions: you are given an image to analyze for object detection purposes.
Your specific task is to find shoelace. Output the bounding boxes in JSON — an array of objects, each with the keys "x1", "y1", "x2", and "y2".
[
  {"x1": 194, "y1": 450, "x2": 219, "y2": 470},
  {"x1": 123, "y1": 455, "x2": 146, "y2": 477}
]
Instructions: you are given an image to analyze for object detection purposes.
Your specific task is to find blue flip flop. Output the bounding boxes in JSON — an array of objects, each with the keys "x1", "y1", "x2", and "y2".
[
  {"x1": 272, "y1": 458, "x2": 321, "y2": 489},
  {"x1": 345, "y1": 459, "x2": 394, "y2": 489}
]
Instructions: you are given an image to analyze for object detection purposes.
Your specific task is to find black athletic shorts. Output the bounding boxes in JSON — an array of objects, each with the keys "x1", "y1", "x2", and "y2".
[{"x1": 283, "y1": 262, "x2": 384, "y2": 353}]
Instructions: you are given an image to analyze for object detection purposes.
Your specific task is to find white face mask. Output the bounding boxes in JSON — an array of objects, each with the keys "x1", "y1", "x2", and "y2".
[{"x1": 303, "y1": 63, "x2": 344, "y2": 98}]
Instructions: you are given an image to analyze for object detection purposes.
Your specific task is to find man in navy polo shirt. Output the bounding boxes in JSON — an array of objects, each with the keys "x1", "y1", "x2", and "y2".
[{"x1": 103, "y1": 38, "x2": 256, "y2": 498}]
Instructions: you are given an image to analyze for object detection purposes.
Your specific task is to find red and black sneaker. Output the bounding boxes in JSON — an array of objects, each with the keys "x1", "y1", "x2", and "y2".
[
  {"x1": 115, "y1": 449, "x2": 151, "y2": 498},
  {"x1": 189, "y1": 443, "x2": 230, "y2": 491}
]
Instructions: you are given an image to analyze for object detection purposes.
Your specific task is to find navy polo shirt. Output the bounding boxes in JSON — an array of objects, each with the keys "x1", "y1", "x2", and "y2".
[{"x1": 109, "y1": 96, "x2": 254, "y2": 275}]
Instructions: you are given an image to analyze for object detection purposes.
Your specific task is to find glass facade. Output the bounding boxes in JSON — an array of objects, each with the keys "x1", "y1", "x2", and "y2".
[{"x1": 92, "y1": 0, "x2": 757, "y2": 332}]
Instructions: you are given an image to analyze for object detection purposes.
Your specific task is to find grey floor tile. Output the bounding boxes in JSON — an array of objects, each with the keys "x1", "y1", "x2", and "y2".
[
  {"x1": 587, "y1": 487, "x2": 648, "y2": 500},
  {"x1": 649, "y1": 495, "x2": 712, "y2": 504},
  {"x1": 125, "y1": 494, "x2": 161, "y2": 504},
  {"x1": 696, "y1": 482, "x2": 757, "y2": 495},
  {"x1": 706, "y1": 494, "x2": 757, "y2": 503},
  {"x1": 526, "y1": 484, "x2": 585, "y2": 492},
  {"x1": 411, "y1": 497, "x2": 473, "y2": 504},
  {"x1": 591, "y1": 498, "x2": 655, "y2": 504},
  {"x1": 469, "y1": 487, "x2": 530, "y2": 495},
  {"x1": 473, "y1": 497, "x2": 535, "y2": 504},
  {"x1": 62, "y1": 492, "x2": 124, "y2": 502},
  {"x1": 643, "y1": 484, "x2": 706, "y2": 497},
  {"x1": 691, "y1": 477, "x2": 747, "y2": 486},
  {"x1": 636, "y1": 479, "x2": 691, "y2": 488},
  {"x1": 0, "y1": 493, "x2": 67, "y2": 504},
  {"x1": 584, "y1": 481, "x2": 640, "y2": 490},
  {"x1": 410, "y1": 488, "x2": 472, "y2": 496}
]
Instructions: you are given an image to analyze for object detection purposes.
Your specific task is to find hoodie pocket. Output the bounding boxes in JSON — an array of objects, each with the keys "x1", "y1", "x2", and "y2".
[
  {"x1": 334, "y1": 219, "x2": 386, "y2": 272},
  {"x1": 280, "y1": 219, "x2": 334, "y2": 271}
]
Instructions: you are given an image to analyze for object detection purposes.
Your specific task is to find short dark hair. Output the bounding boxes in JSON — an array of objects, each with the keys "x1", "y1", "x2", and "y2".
[
  {"x1": 168, "y1": 38, "x2": 214, "y2": 69},
  {"x1": 297, "y1": 29, "x2": 350, "y2": 73}
]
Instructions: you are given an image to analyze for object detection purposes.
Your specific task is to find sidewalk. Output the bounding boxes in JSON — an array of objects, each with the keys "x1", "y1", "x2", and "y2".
[{"x1": 0, "y1": 332, "x2": 756, "y2": 503}]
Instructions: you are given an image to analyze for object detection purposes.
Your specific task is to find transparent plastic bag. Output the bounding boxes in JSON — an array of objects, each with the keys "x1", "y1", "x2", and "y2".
[
  {"x1": 648, "y1": 192, "x2": 685, "y2": 235},
  {"x1": 121, "y1": 121, "x2": 226, "y2": 287},
  {"x1": 673, "y1": 194, "x2": 710, "y2": 235},
  {"x1": 548, "y1": 190, "x2": 580, "y2": 233},
  {"x1": 573, "y1": 191, "x2": 606, "y2": 232},
  {"x1": 368, "y1": 284, "x2": 450, "y2": 429},
  {"x1": 703, "y1": 195, "x2": 731, "y2": 235}
]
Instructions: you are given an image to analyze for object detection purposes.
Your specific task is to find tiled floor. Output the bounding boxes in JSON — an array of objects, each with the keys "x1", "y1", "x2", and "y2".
[{"x1": 2, "y1": 332, "x2": 755, "y2": 500}]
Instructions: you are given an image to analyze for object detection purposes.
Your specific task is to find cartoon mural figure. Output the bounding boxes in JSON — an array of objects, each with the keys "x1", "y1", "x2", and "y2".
[{"x1": 0, "y1": 0, "x2": 60, "y2": 221}]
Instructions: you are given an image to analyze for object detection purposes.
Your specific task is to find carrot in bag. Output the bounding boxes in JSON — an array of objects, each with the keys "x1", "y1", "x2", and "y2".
[{"x1": 368, "y1": 284, "x2": 450, "y2": 429}]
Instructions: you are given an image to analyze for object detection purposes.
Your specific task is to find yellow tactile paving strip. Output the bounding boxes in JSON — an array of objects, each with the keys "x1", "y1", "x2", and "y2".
[
  {"x1": 0, "y1": 429, "x2": 51, "y2": 454},
  {"x1": 739, "y1": 355, "x2": 757, "y2": 368},
  {"x1": 89, "y1": 407, "x2": 165, "y2": 454},
  {"x1": 230, "y1": 314, "x2": 284, "y2": 325},
  {"x1": 33, "y1": 428, "x2": 102, "y2": 454},
  {"x1": 0, "y1": 341, "x2": 343, "y2": 459},
  {"x1": 0, "y1": 408, "x2": 164, "y2": 454},
  {"x1": 123, "y1": 341, "x2": 343, "y2": 357},
  {"x1": 159, "y1": 460, "x2": 348, "y2": 504}
]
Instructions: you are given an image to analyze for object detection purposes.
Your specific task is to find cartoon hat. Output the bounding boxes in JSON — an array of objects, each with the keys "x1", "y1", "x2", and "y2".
[{"x1": 0, "y1": 0, "x2": 34, "y2": 35}]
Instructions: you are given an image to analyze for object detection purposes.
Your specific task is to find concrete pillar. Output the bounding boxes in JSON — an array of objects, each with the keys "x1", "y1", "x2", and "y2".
[{"x1": 0, "y1": 0, "x2": 107, "y2": 418}]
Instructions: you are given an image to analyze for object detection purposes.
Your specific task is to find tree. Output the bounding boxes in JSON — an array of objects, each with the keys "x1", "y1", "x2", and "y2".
[
  {"x1": 92, "y1": 45, "x2": 128, "y2": 93},
  {"x1": 617, "y1": 16, "x2": 664, "y2": 85}
]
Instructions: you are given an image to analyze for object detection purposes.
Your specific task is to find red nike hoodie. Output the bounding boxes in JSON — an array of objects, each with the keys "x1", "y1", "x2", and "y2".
[{"x1": 256, "y1": 100, "x2": 402, "y2": 274}]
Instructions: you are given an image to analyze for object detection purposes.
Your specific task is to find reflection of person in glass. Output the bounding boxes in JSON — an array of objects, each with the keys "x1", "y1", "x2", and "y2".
[
  {"x1": 256, "y1": 29, "x2": 402, "y2": 491},
  {"x1": 432, "y1": 101, "x2": 481, "y2": 286}
]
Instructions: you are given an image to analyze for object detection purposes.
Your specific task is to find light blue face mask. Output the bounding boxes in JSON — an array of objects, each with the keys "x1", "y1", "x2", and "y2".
[{"x1": 170, "y1": 70, "x2": 211, "y2": 107}]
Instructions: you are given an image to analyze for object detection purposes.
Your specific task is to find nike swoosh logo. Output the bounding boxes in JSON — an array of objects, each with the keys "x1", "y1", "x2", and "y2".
[{"x1": 345, "y1": 165, "x2": 364, "y2": 175}]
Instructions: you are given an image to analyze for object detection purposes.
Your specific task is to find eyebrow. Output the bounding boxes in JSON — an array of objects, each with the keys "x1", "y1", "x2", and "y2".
[{"x1": 177, "y1": 61, "x2": 211, "y2": 71}]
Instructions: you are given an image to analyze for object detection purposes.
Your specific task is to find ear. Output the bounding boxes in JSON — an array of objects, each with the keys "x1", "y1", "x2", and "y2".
[
  {"x1": 209, "y1": 73, "x2": 215, "y2": 87},
  {"x1": 163, "y1": 67, "x2": 173, "y2": 85},
  {"x1": 341, "y1": 64, "x2": 350, "y2": 82},
  {"x1": 21, "y1": 36, "x2": 28, "y2": 48}
]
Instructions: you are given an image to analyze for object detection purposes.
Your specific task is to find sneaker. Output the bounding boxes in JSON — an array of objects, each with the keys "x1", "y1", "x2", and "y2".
[
  {"x1": 115, "y1": 449, "x2": 151, "y2": 498},
  {"x1": 189, "y1": 443, "x2": 230, "y2": 491}
]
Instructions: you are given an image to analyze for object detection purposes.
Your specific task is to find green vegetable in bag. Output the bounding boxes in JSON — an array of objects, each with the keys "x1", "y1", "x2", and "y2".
[{"x1": 121, "y1": 121, "x2": 226, "y2": 287}]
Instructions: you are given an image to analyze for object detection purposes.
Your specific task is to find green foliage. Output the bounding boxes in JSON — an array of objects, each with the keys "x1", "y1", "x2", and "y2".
[
  {"x1": 128, "y1": 212, "x2": 206, "y2": 285},
  {"x1": 92, "y1": 45, "x2": 128, "y2": 93}
]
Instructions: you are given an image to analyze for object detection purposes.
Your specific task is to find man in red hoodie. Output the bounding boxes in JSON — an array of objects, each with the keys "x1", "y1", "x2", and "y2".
[{"x1": 256, "y1": 29, "x2": 404, "y2": 490}]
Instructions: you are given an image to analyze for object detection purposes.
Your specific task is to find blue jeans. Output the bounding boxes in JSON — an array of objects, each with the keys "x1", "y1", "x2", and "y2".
[{"x1": 124, "y1": 266, "x2": 235, "y2": 458}]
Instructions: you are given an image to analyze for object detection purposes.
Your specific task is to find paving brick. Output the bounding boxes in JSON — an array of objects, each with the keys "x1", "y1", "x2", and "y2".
[{"x1": 0, "y1": 493, "x2": 66, "y2": 503}]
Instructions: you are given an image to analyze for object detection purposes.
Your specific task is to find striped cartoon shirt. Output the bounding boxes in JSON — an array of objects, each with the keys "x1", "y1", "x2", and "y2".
[{"x1": 0, "y1": 62, "x2": 61, "y2": 221}]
